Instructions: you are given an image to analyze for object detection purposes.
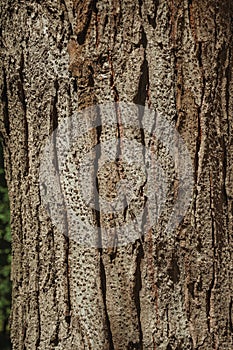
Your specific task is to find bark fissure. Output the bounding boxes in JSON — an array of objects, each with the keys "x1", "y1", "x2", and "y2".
[
  {"x1": 94, "y1": 105, "x2": 102, "y2": 248},
  {"x1": 229, "y1": 297, "x2": 233, "y2": 334},
  {"x1": 166, "y1": 304, "x2": 170, "y2": 337},
  {"x1": 50, "y1": 79, "x2": 59, "y2": 133},
  {"x1": 49, "y1": 320, "x2": 60, "y2": 346},
  {"x1": 94, "y1": 106, "x2": 115, "y2": 348},
  {"x1": 147, "y1": 0, "x2": 159, "y2": 29},
  {"x1": 132, "y1": 241, "x2": 144, "y2": 349},
  {"x1": 76, "y1": 0, "x2": 98, "y2": 45},
  {"x1": 133, "y1": 55, "x2": 149, "y2": 107}
]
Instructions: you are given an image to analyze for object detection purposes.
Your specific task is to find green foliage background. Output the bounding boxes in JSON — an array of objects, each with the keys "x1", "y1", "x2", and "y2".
[{"x1": 0, "y1": 141, "x2": 11, "y2": 332}]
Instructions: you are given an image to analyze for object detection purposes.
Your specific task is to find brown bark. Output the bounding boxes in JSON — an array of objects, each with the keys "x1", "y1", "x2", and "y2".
[{"x1": 0, "y1": 0, "x2": 233, "y2": 349}]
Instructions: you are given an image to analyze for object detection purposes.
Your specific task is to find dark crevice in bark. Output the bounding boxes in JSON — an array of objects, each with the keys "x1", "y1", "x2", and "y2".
[
  {"x1": 94, "y1": 106, "x2": 114, "y2": 348},
  {"x1": 133, "y1": 44, "x2": 150, "y2": 231},
  {"x1": 133, "y1": 56, "x2": 149, "y2": 107},
  {"x1": 138, "y1": 0, "x2": 143, "y2": 18},
  {"x1": 99, "y1": 256, "x2": 115, "y2": 350},
  {"x1": 103, "y1": 15, "x2": 109, "y2": 33},
  {"x1": 72, "y1": 77, "x2": 78, "y2": 93},
  {"x1": 109, "y1": 248, "x2": 117, "y2": 263},
  {"x1": 115, "y1": 122, "x2": 122, "y2": 166},
  {"x1": 141, "y1": 27, "x2": 148, "y2": 49},
  {"x1": 50, "y1": 79, "x2": 59, "y2": 133},
  {"x1": 147, "y1": 0, "x2": 159, "y2": 29},
  {"x1": 88, "y1": 65, "x2": 95, "y2": 87},
  {"x1": 193, "y1": 105, "x2": 201, "y2": 210},
  {"x1": 1, "y1": 67, "x2": 10, "y2": 136},
  {"x1": 132, "y1": 241, "x2": 144, "y2": 349},
  {"x1": 133, "y1": 25, "x2": 150, "y2": 115},
  {"x1": 76, "y1": 0, "x2": 98, "y2": 45},
  {"x1": 49, "y1": 320, "x2": 60, "y2": 346},
  {"x1": 188, "y1": 281, "x2": 195, "y2": 299},
  {"x1": 168, "y1": 253, "x2": 180, "y2": 284},
  {"x1": 229, "y1": 297, "x2": 233, "y2": 333},
  {"x1": 134, "y1": 26, "x2": 148, "y2": 50},
  {"x1": 123, "y1": 196, "x2": 129, "y2": 222},
  {"x1": 94, "y1": 104, "x2": 102, "y2": 248},
  {"x1": 196, "y1": 235, "x2": 203, "y2": 253},
  {"x1": 166, "y1": 304, "x2": 170, "y2": 337}
]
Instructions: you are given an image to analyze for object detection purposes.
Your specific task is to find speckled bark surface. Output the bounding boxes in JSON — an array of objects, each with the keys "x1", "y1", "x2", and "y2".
[{"x1": 0, "y1": 0, "x2": 233, "y2": 349}]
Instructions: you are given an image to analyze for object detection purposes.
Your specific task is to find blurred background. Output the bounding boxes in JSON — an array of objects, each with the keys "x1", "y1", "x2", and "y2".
[{"x1": 0, "y1": 141, "x2": 11, "y2": 349}]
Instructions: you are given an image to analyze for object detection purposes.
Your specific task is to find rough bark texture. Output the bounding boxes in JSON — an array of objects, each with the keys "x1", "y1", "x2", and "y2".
[{"x1": 1, "y1": 0, "x2": 233, "y2": 349}]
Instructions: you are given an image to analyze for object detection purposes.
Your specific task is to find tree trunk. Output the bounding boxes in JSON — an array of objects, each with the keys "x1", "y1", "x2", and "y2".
[{"x1": 1, "y1": 0, "x2": 233, "y2": 349}]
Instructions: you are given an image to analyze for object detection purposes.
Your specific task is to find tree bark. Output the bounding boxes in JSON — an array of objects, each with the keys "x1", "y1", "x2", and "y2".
[{"x1": 0, "y1": 0, "x2": 233, "y2": 349}]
